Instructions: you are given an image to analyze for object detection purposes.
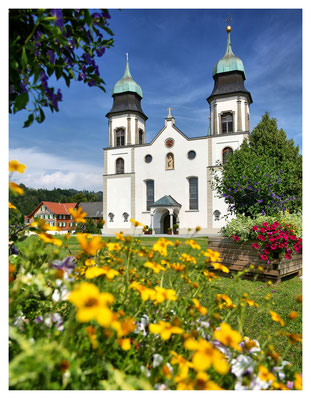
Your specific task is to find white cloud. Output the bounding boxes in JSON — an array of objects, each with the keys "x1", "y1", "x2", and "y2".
[{"x1": 9, "y1": 147, "x2": 103, "y2": 191}]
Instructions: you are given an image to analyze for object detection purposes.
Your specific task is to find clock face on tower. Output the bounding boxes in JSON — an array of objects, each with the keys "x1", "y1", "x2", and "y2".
[{"x1": 165, "y1": 138, "x2": 174, "y2": 148}]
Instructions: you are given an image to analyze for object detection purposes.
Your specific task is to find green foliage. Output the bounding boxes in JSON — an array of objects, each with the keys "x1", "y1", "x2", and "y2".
[
  {"x1": 9, "y1": 183, "x2": 103, "y2": 216},
  {"x1": 212, "y1": 113, "x2": 302, "y2": 217},
  {"x1": 9, "y1": 9, "x2": 114, "y2": 126},
  {"x1": 221, "y1": 212, "x2": 302, "y2": 242}
]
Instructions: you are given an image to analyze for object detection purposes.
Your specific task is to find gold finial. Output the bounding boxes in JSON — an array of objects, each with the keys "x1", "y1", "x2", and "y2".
[{"x1": 225, "y1": 16, "x2": 232, "y2": 32}]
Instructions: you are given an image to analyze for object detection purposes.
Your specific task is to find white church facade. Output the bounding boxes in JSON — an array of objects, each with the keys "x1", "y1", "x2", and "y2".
[{"x1": 102, "y1": 26, "x2": 252, "y2": 235}]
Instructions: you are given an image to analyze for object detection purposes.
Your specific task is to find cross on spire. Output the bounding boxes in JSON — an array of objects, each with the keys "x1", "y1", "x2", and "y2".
[
  {"x1": 167, "y1": 106, "x2": 173, "y2": 118},
  {"x1": 126, "y1": 52, "x2": 128, "y2": 62},
  {"x1": 225, "y1": 15, "x2": 231, "y2": 24}
]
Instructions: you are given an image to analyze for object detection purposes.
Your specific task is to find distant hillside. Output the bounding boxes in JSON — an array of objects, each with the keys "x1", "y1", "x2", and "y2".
[{"x1": 9, "y1": 184, "x2": 103, "y2": 216}]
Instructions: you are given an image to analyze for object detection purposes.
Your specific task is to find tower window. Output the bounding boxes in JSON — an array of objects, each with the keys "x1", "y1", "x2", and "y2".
[
  {"x1": 222, "y1": 147, "x2": 233, "y2": 164},
  {"x1": 188, "y1": 177, "x2": 198, "y2": 210},
  {"x1": 139, "y1": 129, "x2": 144, "y2": 144},
  {"x1": 116, "y1": 128, "x2": 125, "y2": 146},
  {"x1": 116, "y1": 158, "x2": 125, "y2": 174},
  {"x1": 221, "y1": 112, "x2": 233, "y2": 133},
  {"x1": 108, "y1": 213, "x2": 114, "y2": 222},
  {"x1": 146, "y1": 180, "x2": 154, "y2": 211}
]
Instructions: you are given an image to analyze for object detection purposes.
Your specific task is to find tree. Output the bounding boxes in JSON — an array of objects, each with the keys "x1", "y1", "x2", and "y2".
[
  {"x1": 212, "y1": 113, "x2": 302, "y2": 217},
  {"x1": 9, "y1": 9, "x2": 114, "y2": 127}
]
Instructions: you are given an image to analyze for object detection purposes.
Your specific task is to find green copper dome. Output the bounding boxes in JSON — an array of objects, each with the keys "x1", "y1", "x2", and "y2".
[
  {"x1": 112, "y1": 54, "x2": 143, "y2": 98},
  {"x1": 212, "y1": 28, "x2": 245, "y2": 78}
]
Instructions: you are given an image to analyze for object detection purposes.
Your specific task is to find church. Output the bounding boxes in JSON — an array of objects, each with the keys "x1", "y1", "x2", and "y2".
[{"x1": 102, "y1": 25, "x2": 252, "y2": 235}]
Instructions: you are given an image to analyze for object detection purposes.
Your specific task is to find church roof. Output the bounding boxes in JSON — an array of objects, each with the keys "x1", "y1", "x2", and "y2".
[
  {"x1": 212, "y1": 27, "x2": 246, "y2": 78},
  {"x1": 78, "y1": 202, "x2": 103, "y2": 218},
  {"x1": 151, "y1": 195, "x2": 181, "y2": 207},
  {"x1": 112, "y1": 54, "x2": 143, "y2": 98}
]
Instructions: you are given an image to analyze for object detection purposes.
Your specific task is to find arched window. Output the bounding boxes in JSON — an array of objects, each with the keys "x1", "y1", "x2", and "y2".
[
  {"x1": 116, "y1": 158, "x2": 124, "y2": 174},
  {"x1": 222, "y1": 147, "x2": 233, "y2": 164},
  {"x1": 139, "y1": 129, "x2": 144, "y2": 144},
  {"x1": 116, "y1": 128, "x2": 125, "y2": 146},
  {"x1": 188, "y1": 177, "x2": 198, "y2": 210},
  {"x1": 221, "y1": 112, "x2": 233, "y2": 133},
  {"x1": 146, "y1": 180, "x2": 154, "y2": 211},
  {"x1": 166, "y1": 153, "x2": 174, "y2": 170}
]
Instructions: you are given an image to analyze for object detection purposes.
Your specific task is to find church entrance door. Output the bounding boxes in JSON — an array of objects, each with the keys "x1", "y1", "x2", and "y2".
[{"x1": 162, "y1": 213, "x2": 176, "y2": 234}]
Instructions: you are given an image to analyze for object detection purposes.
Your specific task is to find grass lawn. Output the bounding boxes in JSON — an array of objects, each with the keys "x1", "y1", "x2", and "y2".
[{"x1": 17, "y1": 234, "x2": 302, "y2": 372}]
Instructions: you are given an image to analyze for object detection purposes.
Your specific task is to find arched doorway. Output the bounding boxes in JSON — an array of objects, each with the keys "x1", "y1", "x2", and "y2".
[{"x1": 162, "y1": 212, "x2": 177, "y2": 234}]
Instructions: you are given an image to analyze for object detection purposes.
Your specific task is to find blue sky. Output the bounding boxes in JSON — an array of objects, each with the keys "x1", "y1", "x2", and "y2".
[{"x1": 9, "y1": 7, "x2": 303, "y2": 191}]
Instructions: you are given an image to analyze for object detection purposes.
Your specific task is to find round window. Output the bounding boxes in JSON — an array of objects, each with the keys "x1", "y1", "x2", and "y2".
[
  {"x1": 145, "y1": 154, "x2": 152, "y2": 163},
  {"x1": 165, "y1": 138, "x2": 174, "y2": 148},
  {"x1": 187, "y1": 150, "x2": 196, "y2": 160}
]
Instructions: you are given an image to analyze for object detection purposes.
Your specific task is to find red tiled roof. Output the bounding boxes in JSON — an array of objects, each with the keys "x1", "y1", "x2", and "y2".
[{"x1": 42, "y1": 201, "x2": 77, "y2": 215}]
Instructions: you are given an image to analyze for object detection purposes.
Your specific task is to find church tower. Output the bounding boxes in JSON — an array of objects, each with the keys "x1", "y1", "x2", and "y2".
[
  {"x1": 106, "y1": 54, "x2": 148, "y2": 147},
  {"x1": 207, "y1": 25, "x2": 252, "y2": 135}
]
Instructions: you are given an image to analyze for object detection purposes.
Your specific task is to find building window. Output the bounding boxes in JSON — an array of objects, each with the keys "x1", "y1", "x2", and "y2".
[
  {"x1": 165, "y1": 138, "x2": 174, "y2": 148},
  {"x1": 116, "y1": 128, "x2": 125, "y2": 146},
  {"x1": 188, "y1": 177, "x2": 198, "y2": 210},
  {"x1": 108, "y1": 213, "x2": 114, "y2": 222},
  {"x1": 187, "y1": 150, "x2": 196, "y2": 160},
  {"x1": 222, "y1": 147, "x2": 233, "y2": 164},
  {"x1": 221, "y1": 112, "x2": 233, "y2": 133},
  {"x1": 166, "y1": 153, "x2": 174, "y2": 170},
  {"x1": 116, "y1": 158, "x2": 125, "y2": 174},
  {"x1": 123, "y1": 212, "x2": 129, "y2": 222},
  {"x1": 146, "y1": 180, "x2": 154, "y2": 211},
  {"x1": 139, "y1": 129, "x2": 144, "y2": 144},
  {"x1": 145, "y1": 154, "x2": 152, "y2": 163}
]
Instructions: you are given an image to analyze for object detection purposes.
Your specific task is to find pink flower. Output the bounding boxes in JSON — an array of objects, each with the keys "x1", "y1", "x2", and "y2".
[
  {"x1": 260, "y1": 228, "x2": 266, "y2": 233},
  {"x1": 252, "y1": 243, "x2": 259, "y2": 249},
  {"x1": 262, "y1": 222, "x2": 268, "y2": 227},
  {"x1": 233, "y1": 235, "x2": 240, "y2": 242},
  {"x1": 285, "y1": 253, "x2": 292, "y2": 260},
  {"x1": 252, "y1": 225, "x2": 258, "y2": 231},
  {"x1": 270, "y1": 244, "x2": 277, "y2": 250},
  {"x1": 258, "y1": 235, "x2": 265, "y2": 241},
  {"x1": 261, "y1": 254, "x2": 268, "y2": 261}
]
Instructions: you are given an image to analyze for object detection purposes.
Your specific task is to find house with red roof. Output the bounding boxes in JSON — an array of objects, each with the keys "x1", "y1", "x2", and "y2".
[{"x1": 25, "y1": 201, "x2": 78, "y2": 233}]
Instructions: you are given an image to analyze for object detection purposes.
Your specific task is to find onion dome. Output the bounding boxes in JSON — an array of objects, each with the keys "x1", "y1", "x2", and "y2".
[
  {"x1": 212, "y1": 25, "x2": 246, "y2": 79},
  {"x1": 112, "y1": 54, "x2": 143, "y2": 98}
]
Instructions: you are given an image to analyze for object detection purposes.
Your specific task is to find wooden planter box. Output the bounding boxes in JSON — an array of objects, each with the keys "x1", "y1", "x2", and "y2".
[{"x1": 207, "y1": 237, "x2": 302, "y2": 283}]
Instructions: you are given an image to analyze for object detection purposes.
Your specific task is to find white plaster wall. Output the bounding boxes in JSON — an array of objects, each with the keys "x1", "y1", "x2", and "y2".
[
  {"x1": 107, "y1": 148, "x2": 132, "y2": 174},
  {"x1": 134, "y1": 120, "x2": 209, "y2": 231},
  {"x1": 106, "y1": 177, "x2": 131, "y2": 229},
  {"x1": 212, "y1": 135, "x2": 243, "y2": 165}
]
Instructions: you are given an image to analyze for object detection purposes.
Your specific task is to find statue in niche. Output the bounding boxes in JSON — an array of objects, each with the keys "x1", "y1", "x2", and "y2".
[{"x1": 166, "y1": 153, "x2": 174, "y2": 170}]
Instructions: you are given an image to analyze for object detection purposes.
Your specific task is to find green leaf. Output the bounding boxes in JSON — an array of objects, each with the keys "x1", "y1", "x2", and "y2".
[
  {"x1": 21, "y1": 47, "x2": 28, "y2": 69},
  {"x1": 23, "y1": 113, "x2": 34, "y2": 128},
  {"x1": 35, "y1": 107, "x2": 45, "y2": 124},
  {"x1": 13, "y1": 92, "x2": 29, "y2": 113}
]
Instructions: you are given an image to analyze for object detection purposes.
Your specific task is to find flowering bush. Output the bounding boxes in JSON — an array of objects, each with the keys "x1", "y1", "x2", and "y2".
[
  {"x1": 250, "y1": 221, "x2": 302, "y2": 263},
  {"x1": 8, "y1": 161, "x2": 302, "y2": 390}
]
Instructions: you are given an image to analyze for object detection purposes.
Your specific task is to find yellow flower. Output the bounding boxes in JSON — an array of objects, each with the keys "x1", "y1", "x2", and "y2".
[
  {"x1": 38, "y1": 233, "x2": 62, "y2": 247},
  {"x1": 76, "y1": 233, "x2": 104, "y2": 256},
  {"x1": 258, "y1": 365, "x2": 276, "y2": 382},
  {"x1": 118, "y1": 338, "x2": 131, "y2": 351},
  {"x1": 129, "y1": 281, "x2": 155, "y2": 301},
  {"x1": 269, "y1": 310, "x2": 285, "y2": 327},
  {"x1": 9, "y1": 160, "x2": 26, "y2": 173},
  {"x1": 9, "y1": 202, "x2": 17, "y2": 209},
  {"x1": 85, "y1": 326, "x2": 98, "y2": 349},
  {"x1": 107, "y1": 242, "x2": 122, "y2": 252},
  {"x1": 85, "y1": 266, "x2": 119, "y2": 280},
  {"x1": 9, "y1": 182, "x2": 24, "y2": 195},
  {"x1": 216, "y1": 294, "x2": 236, "y2": 309},
  {"x1": 288, "y1": 311, "x2": 298, "y2": 320},
  {"x1": 184, "y1": 337, "x2": 229, "y2": 374},
  {"x1": 258, "y1": 266, "x2": 264, "y2": 271},
  {"x1": 203, "y1": 249, "x2": 221, "y2": 262},
  {"x1": 85, "y1": 259, "x2": 95, "y2": 266},
  {"x1": 281, "y1": 331, "x2": 302, "y2": 344},
  {"x1": 185, "y1": 239, "x2": 201, "y2": 250},
  {"x1": 112, "y1": 316, "x2": 136, "y2": 338},
  {"x1": 69, "y1": 207, "x2": 87, "y2": 223},
  {"x1": 30, "y1": 218, "x2": 59, "y2": 232},
  {"x1": 115, "y1": 232, "x2": 125, "y2": 241},
  {"x1": 130, "y1": 218, "x2": 143, "y2": 227},
  {"x1": 195, "y1": 226, "x2": 201, "y2": 232},
  {"x1": 195, "y1": 372, "x2": 223, "y2": 390},
  {"x1": 152, "y1": 237, "x2": 174, "y2": 257},
  {"x1": 211, "y1": 262, "x2": 229, "y2": 273},
  {"x1": 154, "y1": 286, "x2": 178, "y2": 303},
  {"x1": 149, "y1": 320, "x2": 184, "y2": 340},
  {"x1": 213, "y1": 323, "x2": 242, "y2": 352},
  {"x1": 170, "y1": 350, "x2": 194, "y2": 383},
  {"x1": 203, "y1": 270, "x2": 219, "y2": 281},
  {"x1": 171, "y1": 262, "x2": 186, "y2": 271},
  {"x1": 68, "y1": 282, "x2": 115, "y2": 327},
  {"x1": 192, "y1": 298, "x2": 207, "y2": 315},
  {"x1": 144, "y1": 261, "x2": 166, "y2": 274},
  {"x1": 179, "y1": 253, "x2": 197, "y2": 264},
  {"x1": 294, "y1": 373, "x2": 302, "y2": 390}
]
